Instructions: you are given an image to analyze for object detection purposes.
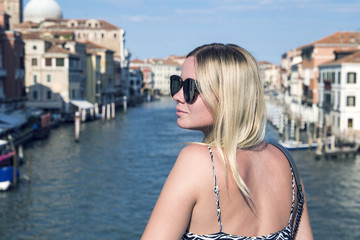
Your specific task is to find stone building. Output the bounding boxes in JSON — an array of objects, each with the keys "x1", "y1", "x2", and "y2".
[
  {"x1": 0, "y1": 0, "x2": 25, "y2": 111},
  {"x1": 10, "y1": 0, "x2": 133, "y2": 111},
  {"x1": 130, "y1": 56, "x2": 184, "y2": 96},
  {"x1": 85, "y1": 41, "x2": 116, "y2": 105},
  {"x1": 17, "y1": 0, "x2": 126, "y2": 62},
  {"x1": 258, "y1": 61, "x2": 281, "y2": 90},
  {"x1": 281, "y1": 31, "x2": 360, "y2": 124},
  {"x1": 2, "y1": 0, "x2": 23, "y2": 29},
  {"x1": 23, "y1": 32, "x2": 87, "y2": 115},
  {"x1": 318, "y1": 50, "x2": 360, "y2": 140}
]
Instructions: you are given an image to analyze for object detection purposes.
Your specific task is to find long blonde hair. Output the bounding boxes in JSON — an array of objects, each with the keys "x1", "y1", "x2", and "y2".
[{"x1": 188, "y1": 43, "x2": 267, "y2": 198}]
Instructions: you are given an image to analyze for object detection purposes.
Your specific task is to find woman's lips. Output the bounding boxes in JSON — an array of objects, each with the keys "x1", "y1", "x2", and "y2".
[{"x1": 176, "y1": 107, "x2": 187, "y2": 116}]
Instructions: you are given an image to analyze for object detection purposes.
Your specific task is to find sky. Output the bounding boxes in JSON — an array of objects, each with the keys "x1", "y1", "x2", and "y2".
[{"x1": 24, "y1": 0, "x2": 360, "y2": 64}]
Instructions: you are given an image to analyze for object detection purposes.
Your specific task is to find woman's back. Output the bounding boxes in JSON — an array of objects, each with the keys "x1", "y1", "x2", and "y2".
[
  {"x1": 141, "y1": 43, "x2": 312, "y2": 240},
  {"x1": 185, "y1": 143, "x2": 294, "y2": 238}
]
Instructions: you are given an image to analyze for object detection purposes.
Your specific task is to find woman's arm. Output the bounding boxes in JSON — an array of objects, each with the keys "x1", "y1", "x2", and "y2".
[{"x1": 141, "y1": 145, "x2": 206, "y2": 240}]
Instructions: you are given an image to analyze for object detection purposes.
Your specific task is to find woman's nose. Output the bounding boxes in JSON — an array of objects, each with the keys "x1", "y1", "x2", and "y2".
[{"x1": 172, "y1": 87, "x2": 184, "y2": 103}]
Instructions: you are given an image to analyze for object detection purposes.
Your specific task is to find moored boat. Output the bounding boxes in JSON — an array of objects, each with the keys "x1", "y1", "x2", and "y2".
[
  {"x1": 0, "y1": 138, "x2": 19, "y2": 191},
  {"x1": 279, "y1": 139, "x2": 318, "y2": 150}
]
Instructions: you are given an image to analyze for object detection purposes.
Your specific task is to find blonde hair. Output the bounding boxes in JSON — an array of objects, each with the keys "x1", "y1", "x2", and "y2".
[{"x1": 188, "y1": 43, "x2": 267, "y2": 198}]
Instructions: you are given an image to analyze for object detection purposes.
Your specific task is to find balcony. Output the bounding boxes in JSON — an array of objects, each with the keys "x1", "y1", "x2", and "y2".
[{"x1": 324, "y1": 80, "x2": 332, "y2": 90}]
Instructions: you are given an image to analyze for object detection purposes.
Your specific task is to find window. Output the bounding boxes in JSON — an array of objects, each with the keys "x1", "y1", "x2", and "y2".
[
  {"x1": 338, "y1": 72, "x2": 341, "y2": 84},
  {"x1": 33, "y1": 45, "x2": 37, "y2": 50},
  {"x1": 45, "y1": 58, "x2": 52, "y2": 66},
  {"x1": 72, "y1": 89, "x2": 76, "y2": 98},
  {"x1": 101, "y1": 33, "x2": 104, "y2": 39},
  {"x1": 47, "y1": 91, "x2": 52, "y2": 100},
  {"x1": 325, "y1": 72, "x2": 336, "y2": 83},
  {"x1": 56, "y1": 58, "x2": 64, "y2": 67},
  {"x1": 330, "y1": 72, "x2": 335, "y2": 83},
  {"x1": 114, "y1": 33, "x2": 117, "y2": 39},
  {"x1": 33, "y1": 75, "x2": 37, "y2": 84},
  {"x1": 33, "y1": 90, "x2": 38, "y2": 100},
  {"x1": 19, "y1": 57, "x2": 25, "y2": 69},
  {"x1": 348, "y1": 119, "x2": 353, "y2": 128},
  {"x1": 347, "y1": 72, "x2": 356, "y2": 84},
  {"x1": 47, "y1": 74, "x2": 51, "y2": 82},
  {"x1": 31, "y1": 58, "x2": 37, "y2": 66},
  {"x1": 347, "y1": 96, "x2": 356, "y2": 106}
]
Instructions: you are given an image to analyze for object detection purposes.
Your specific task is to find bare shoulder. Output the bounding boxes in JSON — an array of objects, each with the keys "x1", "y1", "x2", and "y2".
[
  {"x1": 173, "y1": 144, "x2": 213, "y2": 181},
  {"x1": 178, "y1": 144, "x2": 211, "y2": 157},
  {"x1": 176, "y1": 144, "x2": 213, "y2": 168},
  {"x1": 167, "y1": 144, "x2": 215, "y2": 202},
  {"x1": 246, "y1": 143, "x2": 293, "y2": 202},
  {"x1": 251, "y1": 143, "x2": 293, "y2": 178}
]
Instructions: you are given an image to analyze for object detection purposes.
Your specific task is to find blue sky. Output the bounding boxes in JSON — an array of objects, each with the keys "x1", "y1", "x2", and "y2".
[{"x1": 24, "y1": 0, "x2": 359, "y2": 64}]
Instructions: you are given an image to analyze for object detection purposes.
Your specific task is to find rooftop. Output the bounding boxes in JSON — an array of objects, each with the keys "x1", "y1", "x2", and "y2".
[
  {"x1": 302, "y1": 31, "x2": 360, "y2": 49},
  {"x1": 320, "y1": 50, "x2": 360, "y2": 66}
]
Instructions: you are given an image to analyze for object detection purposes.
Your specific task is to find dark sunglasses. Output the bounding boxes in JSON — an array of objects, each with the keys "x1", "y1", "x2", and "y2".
[{"x1": 170, "y1": 75, "x2": 200, "y2": 104}]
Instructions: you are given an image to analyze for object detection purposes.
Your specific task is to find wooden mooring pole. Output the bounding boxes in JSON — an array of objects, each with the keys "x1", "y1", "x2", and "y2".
[
  {"x1": 74, "y1": 111, "x2": 80, "y2": 142},
  {"x1": 27, "y1": 149, "x2": 32, "y2": 181}
]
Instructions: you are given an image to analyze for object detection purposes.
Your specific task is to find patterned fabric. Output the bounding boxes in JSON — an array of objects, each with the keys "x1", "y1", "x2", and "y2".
[{"x1": 182, "y1": 146, "x2": 297, "y2": 240}]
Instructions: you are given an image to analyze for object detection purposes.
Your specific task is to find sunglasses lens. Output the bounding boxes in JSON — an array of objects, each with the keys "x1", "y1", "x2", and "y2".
[
  {"x1": 170, "y1": 75, "x2": 182, "y2": 97},
  {"x1": 183, "y1": 79, "x2": 197, "y2": 103}
]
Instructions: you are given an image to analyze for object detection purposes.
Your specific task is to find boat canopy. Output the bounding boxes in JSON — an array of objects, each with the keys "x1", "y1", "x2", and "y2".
[
  {"x1": 0, "y1": 113, "x2": 27, "y2": 133},
  {"x1": 70, "y1": 100, "x2": 95, "y2": 110}
]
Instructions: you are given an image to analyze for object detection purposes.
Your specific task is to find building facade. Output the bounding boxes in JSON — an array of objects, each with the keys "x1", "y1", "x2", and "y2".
[
  {"x1": 10, "y1": 0, "x2": 132, "y2": 111},
  {"x1": 2, "y1": 0, "x2": 23, "y2": 29},
  {"x1": 280, "y1": 32, "x2": 360, "y2": 124},
  {"x1": 85, "y1": 41, "x2": 115, "y2": 105},
  {"x1": 24, "y1": 33, "x2": 87, "y2": 114},
  {"x1": 0, "y1": 0, "x2": 25, "y2": 111},
  {"x1": 318, "y1": 50, "x2": 360, "y2": 139},
  {"x1": 258, "y1": 61, "x2": 281, "y2": 90},
  {"x1": 300, "y1": 32, "x2": 360, "y2": 106}
]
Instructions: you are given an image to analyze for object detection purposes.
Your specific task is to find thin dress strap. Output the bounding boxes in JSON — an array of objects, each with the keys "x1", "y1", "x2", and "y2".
[
  {"x1": 208, "y1": 146, "x2": 223, "y2": 232},
  {"x1": 289, "y1": 172, "x2": 296, "y2": 224}
]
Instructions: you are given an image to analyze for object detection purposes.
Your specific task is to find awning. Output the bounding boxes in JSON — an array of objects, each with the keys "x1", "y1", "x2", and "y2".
[
  {"x1": 0, "y1": 113, "x2": 27, "y2": 130},
  {"x1": 0, "y1": 139, "x2": 8, "y2": 147},
  {"x1": 70, "y1": 100, "x2": 95, "y2": 110}
]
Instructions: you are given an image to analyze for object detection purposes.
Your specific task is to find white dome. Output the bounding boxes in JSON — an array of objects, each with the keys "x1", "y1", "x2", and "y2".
[{"x1": 24, "y1": 0, "x2": 63, "y2": 23}]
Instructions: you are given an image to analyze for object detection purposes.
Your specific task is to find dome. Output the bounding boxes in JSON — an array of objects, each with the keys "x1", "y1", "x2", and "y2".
[{"x1": 24, "y1": 0, "x2": 63, "y2": 23}]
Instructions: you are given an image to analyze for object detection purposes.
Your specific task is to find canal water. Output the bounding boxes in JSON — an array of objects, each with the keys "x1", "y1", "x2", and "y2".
[{"x1": 0, "y1": 97, "x2": 359, "y2": 239}]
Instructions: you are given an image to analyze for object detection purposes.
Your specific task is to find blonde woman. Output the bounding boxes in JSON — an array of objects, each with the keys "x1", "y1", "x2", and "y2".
[{"x1": 142, "y1": 43, "x2": 313, "y2": 240}]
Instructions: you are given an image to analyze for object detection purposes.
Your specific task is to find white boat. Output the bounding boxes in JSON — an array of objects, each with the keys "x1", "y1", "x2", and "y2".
[
  {"x1": 279, "y1": 140, "x2": 318, "y2": 150},
  {"x1": 0, "y1": 180, "x2": 11, "y2": 191},
  {"x1": 279, "y1": 137, "x2": 334, "y2": 150}
]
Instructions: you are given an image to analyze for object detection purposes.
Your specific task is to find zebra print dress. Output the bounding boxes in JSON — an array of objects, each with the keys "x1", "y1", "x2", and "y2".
[{"x1": 182, "y1": 145, "x2": 300, "y2": 240}]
